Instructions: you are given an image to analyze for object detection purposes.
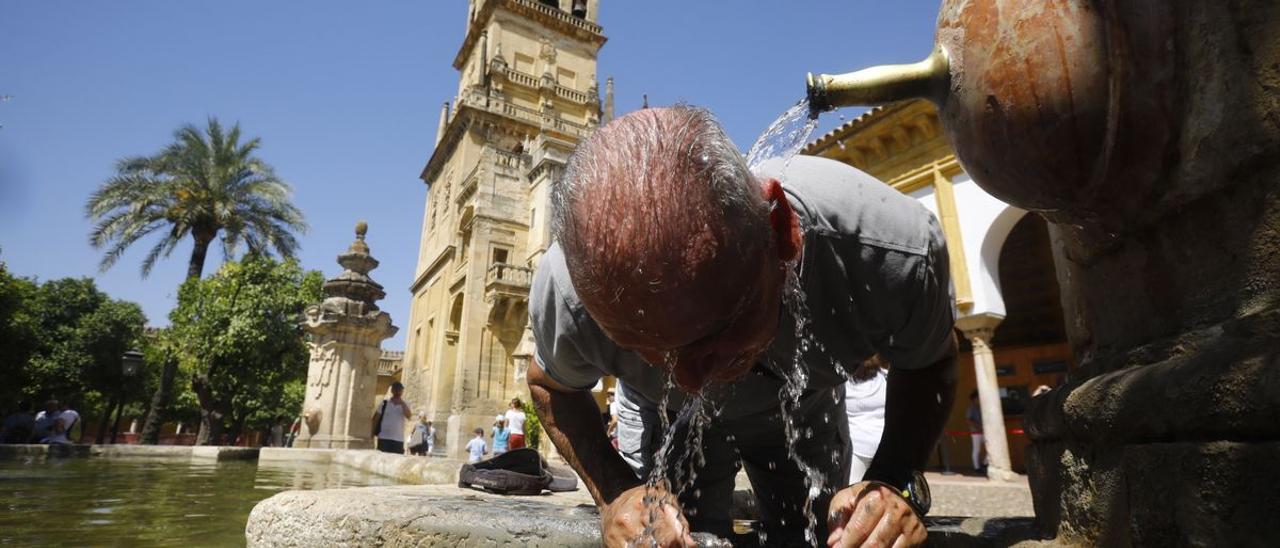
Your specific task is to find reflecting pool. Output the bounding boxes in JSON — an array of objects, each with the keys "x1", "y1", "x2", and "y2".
[{"x1": 0, "y1": 456, "x2": 398, "y2": 546}]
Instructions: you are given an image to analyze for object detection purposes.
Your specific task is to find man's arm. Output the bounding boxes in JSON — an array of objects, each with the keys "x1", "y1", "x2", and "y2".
[
  {"x1": 527, "y1": 359, "x2": 641, "y2": 506},
  {"x1": 827, "y1": 334, "x2": 956, "y2": 547},
  {"x1": 401, "y1": 400, "x2": 412, "y2": 419},
  {"x1": 865, "y1": 331, "x2": 958, "y2": 484}
]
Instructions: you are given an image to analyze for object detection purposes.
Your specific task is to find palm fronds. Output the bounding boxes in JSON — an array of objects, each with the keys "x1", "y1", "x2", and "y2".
[{"x1": 86, "y1": 118, "x2": 307, "y2": 279}]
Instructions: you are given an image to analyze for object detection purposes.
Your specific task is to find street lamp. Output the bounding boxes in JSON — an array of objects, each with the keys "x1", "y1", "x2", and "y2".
[
  {"x1": 111, "y1": 350, "x2": 144, "y2": 444},
  {"x1": 121, "y1": 350, "x2": 143, "y2": 378}
]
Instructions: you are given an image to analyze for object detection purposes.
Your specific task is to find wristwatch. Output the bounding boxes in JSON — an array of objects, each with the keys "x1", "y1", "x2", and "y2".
[{"x1": 863, "y1": 469, "x2": 931, "y2": 517}]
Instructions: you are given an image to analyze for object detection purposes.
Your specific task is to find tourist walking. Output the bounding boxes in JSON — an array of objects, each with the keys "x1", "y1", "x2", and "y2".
[
  {"x1": 371, "y1": 382, "x2": 412, "y2": 454},
  {"x1": 409, "y1": 414, "x2": 430, "y2": 456},
  {"x1": 503, "y1": 398, "x2": 527, "y2": 449},
  {"x1": 967, "y1": 390, "x2": 987, "y2": 473},
  {"x1": 492, "y1": 418, "x2": 510, "y2": 455},
  {"x1": 465, "y1": 427, "x2": 488, "y2": 463},
  {"x1": 425, "y1": 421, "x2": 436, "y2": 455},
  {"x1": 285, "y1": 416, "x2": 302, "y2": 447}
]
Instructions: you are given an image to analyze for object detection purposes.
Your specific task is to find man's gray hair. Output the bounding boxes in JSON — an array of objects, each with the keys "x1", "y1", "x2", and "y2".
[{"x1": 550, "y1": 106, "x2": 770, "y2": 295}]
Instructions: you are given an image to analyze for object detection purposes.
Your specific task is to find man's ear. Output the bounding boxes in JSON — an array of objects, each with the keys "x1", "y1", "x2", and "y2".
[{"x1": 761, "y1": 178, "x2": 802, "y2": 261}]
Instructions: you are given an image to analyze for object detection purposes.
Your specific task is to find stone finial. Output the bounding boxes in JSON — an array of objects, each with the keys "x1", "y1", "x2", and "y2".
[
  {"x1": 349, "y1": 221, "x2": 371, "y2": 255},
  {"x1": 314, "y1": 220, "x2": 385, "y2": 312},
  {"x1": 603, "y1": 76, "x2": 615, "y2": 123}
]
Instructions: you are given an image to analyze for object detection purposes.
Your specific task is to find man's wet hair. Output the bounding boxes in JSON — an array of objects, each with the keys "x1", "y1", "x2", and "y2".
[{"x1": 551, "y1": 105, "x2": 771, "y2": 299}]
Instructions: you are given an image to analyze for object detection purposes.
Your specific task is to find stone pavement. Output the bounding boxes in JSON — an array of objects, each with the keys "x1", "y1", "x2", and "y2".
[{"x1": 926, "y1": 471, "x2": 1036, "y2": 518}]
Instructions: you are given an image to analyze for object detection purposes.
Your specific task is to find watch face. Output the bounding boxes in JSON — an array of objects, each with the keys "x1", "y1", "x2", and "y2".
[{"x1": 911, "y1": 470, "x2": 932, "y2": 515}]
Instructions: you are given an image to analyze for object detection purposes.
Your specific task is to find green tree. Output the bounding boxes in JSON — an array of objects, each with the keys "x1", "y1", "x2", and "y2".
[
  {"x1": 0, "y1": 251, "x2": 39, "y2": 409},
  {"x1": 2, "y1": 274, "x2": 146, "y2": 437},
  {"x1": 521, "y1": 400, "x2": 543, "y2": 450},
  {"x1": 168, "y1": 256, "x2": 321, "y2": 445},
  {"x1": 86, "y1": 118, "x2": 307, "y2": 443}
]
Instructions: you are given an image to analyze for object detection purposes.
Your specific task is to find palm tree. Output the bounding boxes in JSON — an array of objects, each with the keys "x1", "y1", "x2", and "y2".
[
  {"x1": 86, "y1": 117, "x2": 307, "y2": 444},
  {"x1": 88, "y1": 118, "x2": 305, "y2": 279}
]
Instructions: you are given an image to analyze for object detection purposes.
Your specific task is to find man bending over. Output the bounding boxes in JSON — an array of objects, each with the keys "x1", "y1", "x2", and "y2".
[{"x1": 528, "y1": 106, "x2": 956, "y2": 547}]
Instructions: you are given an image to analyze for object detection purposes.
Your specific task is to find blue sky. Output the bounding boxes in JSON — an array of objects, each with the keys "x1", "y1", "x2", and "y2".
[{"x1": 0, "y1": 1, "x2": 939, "y2": 347}]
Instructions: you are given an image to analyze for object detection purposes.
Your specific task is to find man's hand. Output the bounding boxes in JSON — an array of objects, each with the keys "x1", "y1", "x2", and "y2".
[
  {"x1": 601, "y1": 484, "x2": 696, "y2": 548},
  {"x1": 826, "y1": 482, "x2": 926, "y2": 548}
]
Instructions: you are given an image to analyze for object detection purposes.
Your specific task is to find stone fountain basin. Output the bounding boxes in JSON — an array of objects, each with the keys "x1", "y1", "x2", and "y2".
[
  {"x1": 246, "y1": 482, "x2": 1045, "y2": 547},
  {"x1": 246, "y1": 484, "x2": 602, "y2": 547}
]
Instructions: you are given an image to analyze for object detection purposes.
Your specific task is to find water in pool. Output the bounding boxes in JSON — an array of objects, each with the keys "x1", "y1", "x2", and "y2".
[{"x1": 0, "y1": 456, "x2": 398, "y2": 546}]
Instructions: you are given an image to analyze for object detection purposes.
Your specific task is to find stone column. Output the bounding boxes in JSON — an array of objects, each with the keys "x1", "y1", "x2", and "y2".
[
  {"x1": 956, "y1": 313, "x2": 1016, "y2": 482},
  {"x1": 295, "y1": 222, "x2": 398, "y2": 449}
]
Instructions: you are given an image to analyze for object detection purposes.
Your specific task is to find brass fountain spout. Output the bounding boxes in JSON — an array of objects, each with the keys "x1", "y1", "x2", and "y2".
[{"x1": 806, "y1": 45, "x2": 950, "y2": 116}]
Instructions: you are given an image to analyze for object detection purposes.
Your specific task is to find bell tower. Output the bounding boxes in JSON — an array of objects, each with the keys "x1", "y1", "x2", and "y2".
[{"x1": 404, "y1": 0, "x2": 606, "y2": 458}]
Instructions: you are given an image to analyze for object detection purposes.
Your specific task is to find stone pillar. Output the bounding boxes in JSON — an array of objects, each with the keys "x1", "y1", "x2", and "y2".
[
  {"x1": 296, "y1": 222, "x2": 398, "y2": 449},
  {"x1": 445, "y1": 414, "x2": 463, "y2": 460},
  {"x1": 956, "y1": 313, "x2": 1016, "y2": 482}
]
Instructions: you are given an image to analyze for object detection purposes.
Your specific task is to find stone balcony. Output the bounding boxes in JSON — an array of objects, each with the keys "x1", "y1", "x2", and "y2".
[
  {"x1": 457, "y1": 90, "x2": 592, "y2": 139},
  {"x1": 485, "y1": 263, "x2": 533, "y2": 327},
  {"x1": 485, "y1": 263, "x2": 532, "y2": 303},
  {"x1": 377, "y1": 350, "x2": 404, "y2": 377}
]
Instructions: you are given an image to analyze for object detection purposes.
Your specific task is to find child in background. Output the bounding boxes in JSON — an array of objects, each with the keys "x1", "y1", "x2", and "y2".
[
  {"x1": 465, "y1": 427, "x2": 488, "y2": 463},
  {"x1": 492, "y1": 418, "x2": 510, "y2": 455}
]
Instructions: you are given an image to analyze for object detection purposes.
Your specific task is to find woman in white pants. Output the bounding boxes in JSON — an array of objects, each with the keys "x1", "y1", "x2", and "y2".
[{"x1": 845, "y1": 363, "x2": 888, "y2": 484}]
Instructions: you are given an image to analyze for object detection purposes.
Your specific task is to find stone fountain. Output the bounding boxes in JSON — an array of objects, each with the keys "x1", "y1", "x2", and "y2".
[
  {"x1": 809, "y1": 0, "x2": 1280, "y2": 544},
  {"x1": 294, "y1": 221, "x2": 399, "y2": 449}
]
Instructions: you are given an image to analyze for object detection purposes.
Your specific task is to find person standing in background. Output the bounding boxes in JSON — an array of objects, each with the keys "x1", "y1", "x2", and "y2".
[
  {"x1": 966, "y1": 390, "x2": 987, "y2": 473},
  {"x1": 504, "y1": 398, "x2": 527, "y2": 449},
  {"x1": 492, "y1": 418, "x2": 510, "y2": 456},
  {"x1": 845, "y1": 360, "x2": 889, "y2": 484},
  {"x1": 465, "y1": 427, "x2": 488, "y2": 463},
  {"x1": 285, "y1": 416, "x2": 302, "y2": 447},
  {"x1": 372, "y1": 382, "x2": 412, "y2": 454},
  {"x1": 409, "y1": 414, "x2": 430, "y2": 456}
]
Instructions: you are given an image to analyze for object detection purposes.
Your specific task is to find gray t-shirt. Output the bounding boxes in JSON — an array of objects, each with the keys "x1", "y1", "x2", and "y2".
[{"x1": 529, "y1": 155, "x2": 955, "y2": 418}]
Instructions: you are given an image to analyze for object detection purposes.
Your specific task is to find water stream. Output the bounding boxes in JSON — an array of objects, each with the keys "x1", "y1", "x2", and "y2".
[{"x1": 745, "y1": 98, "x2": 821, "y2": 174}]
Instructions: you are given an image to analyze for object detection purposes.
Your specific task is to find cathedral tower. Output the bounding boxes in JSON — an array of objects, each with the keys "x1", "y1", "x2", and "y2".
[{"x1": 403, "y1": 0, "x2": 606, "y2": 457}]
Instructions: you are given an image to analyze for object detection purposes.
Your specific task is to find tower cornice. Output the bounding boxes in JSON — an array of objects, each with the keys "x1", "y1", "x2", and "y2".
[{"x1": 453, "y1": 0, "x2": 606, "y2": 71}]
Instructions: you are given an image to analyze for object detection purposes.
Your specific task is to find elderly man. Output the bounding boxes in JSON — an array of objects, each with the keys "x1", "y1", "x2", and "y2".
[{"x1": 528, "y1": 106, "x2": 956, "y2": 547}]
